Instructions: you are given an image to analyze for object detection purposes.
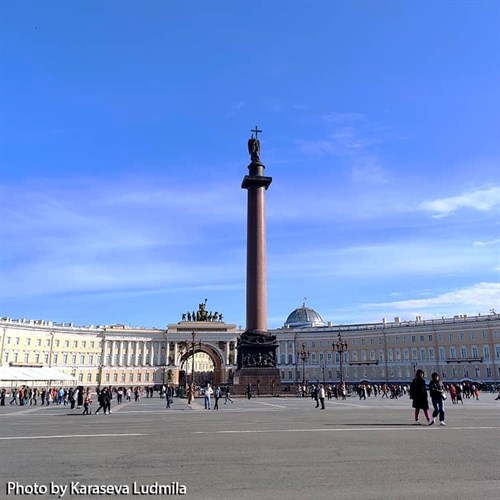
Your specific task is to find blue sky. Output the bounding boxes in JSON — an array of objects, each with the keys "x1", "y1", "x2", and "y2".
[{"x1": 1, "y1": 1, "x2": 499, "y2": 329}]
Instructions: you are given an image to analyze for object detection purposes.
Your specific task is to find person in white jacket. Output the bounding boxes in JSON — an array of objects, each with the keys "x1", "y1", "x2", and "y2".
[
  {"x1": 204, "y1": 383, "x2": 214, "y2": 410},
  {"x1": 318, "y1": 384, "x2": 326, "y2": 410}
]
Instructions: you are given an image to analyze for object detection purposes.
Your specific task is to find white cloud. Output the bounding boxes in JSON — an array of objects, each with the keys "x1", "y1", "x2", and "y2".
[
  {"x1": 419, "y1": 186, "x2": 500, "y2": 218},
  {"x1": 473, "y1": 239, "x2": 500, "y2": 247},
  {"x1": 366, "y1": 282, "x2": 500, "y2": 312},
  {"x1": 322, "y1": 112, "x2": 365, "y2": 122},
  {"x1": 351, "y1": 156, "x2": 389, "y2": 184}
]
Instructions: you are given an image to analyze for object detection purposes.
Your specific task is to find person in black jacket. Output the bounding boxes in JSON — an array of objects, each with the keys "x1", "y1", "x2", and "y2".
[
  {"x1": 429, "y1": 372, "x2": 446, "y2": 426},
  {"x1": 409, "y1": 369, "x2": 433, "y2": 425}
]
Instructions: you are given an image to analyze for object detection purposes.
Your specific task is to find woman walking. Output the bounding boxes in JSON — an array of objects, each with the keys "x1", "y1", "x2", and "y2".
[
  {"x1": 429, "y1": 372, "x2": 446, "y2": 426},
  {"x1": 409, "y1": 369, "x2": 433, "y2": 425}
]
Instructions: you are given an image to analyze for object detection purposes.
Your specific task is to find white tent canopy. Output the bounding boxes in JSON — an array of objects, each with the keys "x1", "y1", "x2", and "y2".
[{"x1": 0, "y1": 365, "x2": 77, "y2": 383}]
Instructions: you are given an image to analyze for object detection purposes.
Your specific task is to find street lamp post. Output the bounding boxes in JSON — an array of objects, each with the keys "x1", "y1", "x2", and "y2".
[
  {"x1": 321, "y1": 362, "x2": 326, "y2": 385},
  {"x1": 190, "y1": 332, "x2": 202, "y2": 386},
  {"x1": 332, "y1": 333, "x2": 348, "y2": 385},
  {"x1": 297, "y1": 343, "x2": 310, "y2": 386},
  {"x1": 411, "y1": 360, "x2": 417, "y2": 375},
  {"x1": 191, "y1": 332, "x2": 196, "y2": 386}
]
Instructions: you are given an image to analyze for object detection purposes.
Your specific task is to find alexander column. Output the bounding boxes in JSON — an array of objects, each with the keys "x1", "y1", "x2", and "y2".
[{"x1": 234, "y1": 127, "x2": 280, "y2": 392}]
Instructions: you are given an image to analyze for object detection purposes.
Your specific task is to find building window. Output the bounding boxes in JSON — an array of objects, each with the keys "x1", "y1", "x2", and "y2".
[
  {"x1": 72, "y1": 354, "x2": 77, "y2": 365},
  {"x1": 311, "y1": 342, "x2": 315, "y2": 348},
  {"x1": 311, "y1": 353, "x2": 316, "y2": 363},
  {"x1": 82, "y1": 341, "x2": 86, "y2": 348},
  {"x1": 105, "y1": 373, "x2": 110, "y2": 382},
  {"x1": 36, "y1": 339, "x2": 41, "y2": 347},
  {"x1": 470, "y1": 332, "x2": 475, "y2": 340},
  {"x1": 361, "y1": 339, "x2": 366, "y2": 346},
  {"x1": 44, "y1": 353, "x2": 49, "y2": 364},
  {"x1": 121, "y1": 373, "x2": 126, "y2": 382},
  {"x1": 438, "y1": 334, "x2": 442, "y2": 341},
  {"x1": 113, "y1": 373, "x2": 118, "y2": 382},
  {"x1": 483, "y1": 346, "x2": 490, "y2": 360},
  {"x1": 288, "y1": 354, "x2": 293, "y2": 364},
  {"x1": 428, "y1": 335, "x2": 433, "y2": 342},
  {"x1": 63, "y1": 354, "x2": 68, "y2": 364},
  {"x1": 129, "y1": 373, "x2": 134, "y2": 382},
  {"x1": 73, "y1": 341, "x2": 78, "y2": 347},
  {"x1": 370, "y1": 338, "x2": 374, "y2": 345},
  {"x1": 420, "y1": 349, "x2": 426, "y2": 361},
  {"x1": 450, "y1": 347, "x2": 456, "y2": 359},
  {"x1": 439, "y1": 347, "x2": 445, "y2": 360},
  {"x1": 471, "y1": 346, "x2": 478, "y2": 358},
  {"x1": 486, "y1": 367, "x2": 492, "y2": 377},
  {"x1": 327, "y1": 352, "x2": 332, "y2": 362},
  {"x1": 460, "y1": 347, "x2": 467, "y2": 358},
  {"x1": 6, "y1": 337, "x2": 10, "y2": 344},
  {"x1": 15, "y1": 338, "x2": 20, "y2": 345},
  {"x1": 420, "y1": 335, "x2": 424, "y2": 342},
  {"x1": 87, "y1": 373, "x2": 92, "y2": 382},
  {"x1": 379, "y1": 350, "x2": 384, "y2": 360},
  {"x1": 496, "y1": 346, "x2": 500, "y2": 359},
  {"x1": 80, "y1": 354, "x2": 85, "y2": 364},
  {"x1": 319, "y1": 352, "x2": 324, "y2": 362},
  {"x1": 24, "y1": 353, "x2": 29, "y2": 362},
  {"x1": 91, "y1": 341, "x2": 95, "y2": 348},
  {"x1": 288, "y1": 371, "x2": 292, "y2": 380},
  {"x1": 352, "y1": 339, "x2": 357, "y2": 347},
  {"x1": 411, "y1": 336, "x2": 416, "y2": 343},
  {"x1": 459, "y1": 333, "x2": 464, "y2": 341},
  {"x1": 53, "y1": 354, "x2": 58, "y2": 364},
  {"x1": 35, "y1": 353, "x2": 40, "y2": 363},
  {"x1": 137, "y1": 373, "x2": 142, "y2": 382},
  {"x1": 280, "y1": 354, "x2": 285, "y2": 365},
  {"x1": 429, "y1": 348, "x2": 435, "y2": 361},
  {"x1": 448, "y1": 333, "x2": 454, "y2": 341},
  {"x1": 65, "y1": 340, "x2": 69, "y2": 348}
]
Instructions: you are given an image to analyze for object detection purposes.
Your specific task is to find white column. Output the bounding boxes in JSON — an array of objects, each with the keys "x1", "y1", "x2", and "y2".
[
  {"x1": 134, "y1": 342, "x2": 139, "y2": 366},
  {"x1": 126, "y1": 341, "x2": 132, "y2": 366},
  {"x1": 284, "y1": 341, "x2": 288, "y2": 364},
  {"x1": 110, "y1": 341, "x2": 116, "y2": 366},
  {"x1": 150, "y1": 341, "x2": 154, "y2": 366},
  {"x1": 173, "y1": 343, "x2": 178, "y2": 365},
  {"x1": 156, "y1": 341, "x2": 161, "y2": 365},
  {"x1": 118, "y1": 341, "x2": 123, "y2": 366},
  {"x1": 226, "y1": 342, "x2": 230, "y2": 364},
  {"x1": 166, "y1": 342, "x2": 170, "y2": 365}
]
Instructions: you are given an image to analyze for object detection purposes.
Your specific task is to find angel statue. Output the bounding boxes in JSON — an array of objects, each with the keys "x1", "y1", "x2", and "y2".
[{"x1": 248, "y1": 135, "x2": 260, "y2": 163}]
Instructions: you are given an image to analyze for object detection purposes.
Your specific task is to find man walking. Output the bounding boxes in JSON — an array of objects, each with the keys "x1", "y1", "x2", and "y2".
[{"x1": 224, "y1": 387, "x2": 233, "y2": 404}]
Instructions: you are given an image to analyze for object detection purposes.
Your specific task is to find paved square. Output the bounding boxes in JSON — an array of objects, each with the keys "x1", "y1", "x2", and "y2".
[{"x1": 1, "y1": 395, "x2": 499, "y2": 499}]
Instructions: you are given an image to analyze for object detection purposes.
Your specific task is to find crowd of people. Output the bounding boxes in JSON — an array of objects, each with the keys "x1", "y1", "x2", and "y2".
[{"x1": 1, "y1": 380, "x2": 498, "y2": 419}]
